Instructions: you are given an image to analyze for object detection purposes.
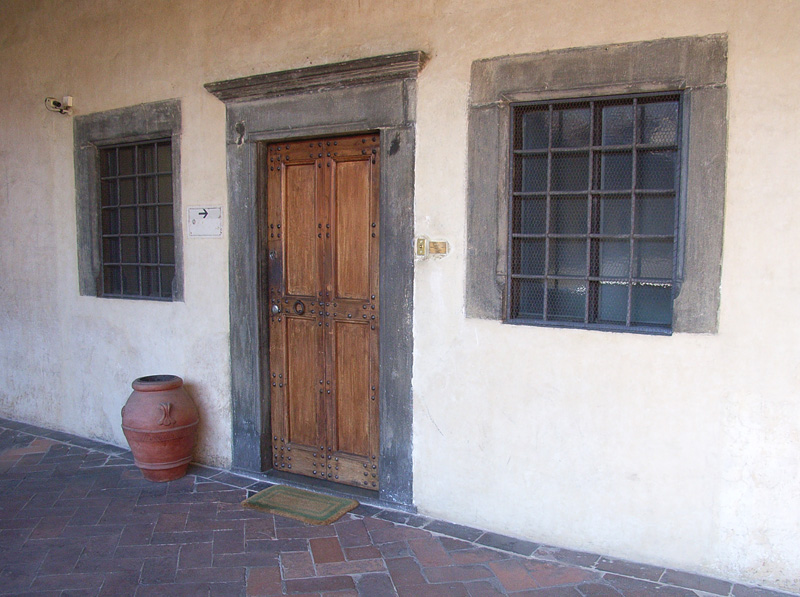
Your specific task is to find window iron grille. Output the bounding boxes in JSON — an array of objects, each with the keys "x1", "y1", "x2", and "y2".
[
  {"x1": 507, "y1": 93, "x2": 682, "y2": 333},
  {"x1": 99, "y1": 139, "x2": 175, "y2": 300}
]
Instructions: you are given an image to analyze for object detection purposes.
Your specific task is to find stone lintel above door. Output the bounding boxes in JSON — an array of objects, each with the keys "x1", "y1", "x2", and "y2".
[{"x1": 205, "y1": 51, "x2": 429, "y2": 103}]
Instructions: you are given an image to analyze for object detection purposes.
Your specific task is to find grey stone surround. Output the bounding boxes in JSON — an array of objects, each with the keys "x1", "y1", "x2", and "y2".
[
  {"x1": 206, "y1": 52, "x2": 426, "y2": 506},
  {"x1": 465, "y1": 35, "x2": 728, "y2": 333},
  {"x1": 74, "y1": 99, "x2": 183, "y2": 300}
]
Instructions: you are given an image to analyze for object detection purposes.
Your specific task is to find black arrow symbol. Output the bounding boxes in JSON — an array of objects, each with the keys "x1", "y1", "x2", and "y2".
[{"x1": 199, "y1": 208, "x2": 209, "y2": 218}]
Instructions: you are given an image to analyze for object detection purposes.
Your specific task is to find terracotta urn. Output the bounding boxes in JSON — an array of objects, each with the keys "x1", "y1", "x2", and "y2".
[{"x1": 121, "y1": 375, "x2": 199, "y2": 482}]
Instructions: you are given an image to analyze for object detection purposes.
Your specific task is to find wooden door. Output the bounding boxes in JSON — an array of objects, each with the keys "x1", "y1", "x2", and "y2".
[{"x1": 266, "y1": 134, "x2": 380, "y2": 490}]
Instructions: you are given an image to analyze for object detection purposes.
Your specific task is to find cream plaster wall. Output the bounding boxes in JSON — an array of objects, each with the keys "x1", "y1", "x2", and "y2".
[{"x1": 1, "y1": 0, "x2": 799, "y2": 591}]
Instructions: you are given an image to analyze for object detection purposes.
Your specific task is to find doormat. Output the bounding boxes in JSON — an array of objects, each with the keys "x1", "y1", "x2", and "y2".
[{"x1": 242, "y1": 485, "x2": 358, "y2": 525}]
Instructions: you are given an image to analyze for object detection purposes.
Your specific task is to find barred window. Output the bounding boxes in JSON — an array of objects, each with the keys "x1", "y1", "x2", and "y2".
[
  {"x1": 508, "y1": 93, "x2": 682, "y2": 333},
  {"x1": 99, "y1": 139, "x2": 175, "y2": 299}
]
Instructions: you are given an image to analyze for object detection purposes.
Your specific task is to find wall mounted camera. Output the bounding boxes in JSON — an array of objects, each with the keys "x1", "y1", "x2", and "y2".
[{"x1": 45, "y1": 96, "x2": 73, "y2": 115}]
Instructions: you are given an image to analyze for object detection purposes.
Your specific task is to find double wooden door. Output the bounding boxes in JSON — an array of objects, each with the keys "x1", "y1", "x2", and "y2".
[{"x1": 265, "y1": 134, "x2": 380, "y2": 490}]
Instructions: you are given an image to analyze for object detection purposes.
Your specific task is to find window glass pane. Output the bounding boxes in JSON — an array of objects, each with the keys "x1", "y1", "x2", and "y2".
[
  {"x1": 96, "y1": 137, "x2": 174, "y2": 300},
  {"x1": 513, "y1": 239, "x2": 545, "y2": 276},
  {"x1": 140, "y1": 236, "x2": 157, "y2": 264},
  {"x1": 120, "y1": 207, "x2": 136, "y2": 235},
  {"x1": 599, "y1": 196, "x2": 631, "y2": 235},
  {"x1": 157, "y1": 175, "x2": 172, "y2": 203},
  {"x1": 631, "y1": 283, "x2": 672, "y2": 326},
  {"x1": 550, "y1": 196, "x2": 587, "y2": 234},
  {"x1": 122, "y1": 266, "x2": 140, "y2": 295},
  {"x1": 514, "y1": 197, "x2": 546, "y2": 234},
  {"x1": 121, "y1": 237, "x2": 138, "y2": 263},
  {"x1": 103, "y1": 266, "x2": 121, "y2": 295},
  {"x1": 598, "y1": 281, "x2": 628, "y2": 323},
  {"x1": 119, "y1": 178, "x2": 135, "y2": 205},
  {"x1": 548, "y1": 239, "x2": 586, "y2": 276},
  {"x1": 159, "y1": 235, "x2": 175, "y2": 265},
  {"x1": 101, "y1": 180, "x2": 118, "y2": 207},
  {"x1": 141, "y1": 266, "x2": 160, "y2": 297},
  {"x1": 637, "y1": 150, "x2": 676, "y2": 190},
  {"x1": 635, "y1": 195, "x2": 675, "y2": 235},
  {"x1": 101, "y1": 208, "x2": 119, "y2": 235},
  {"x1": 160, "y1": 266, "x2": 174, "y2": 298},
  {"x1": 118, "y1": 146, "x2": 135, "y2": 176},
  {"x1": 511, "y1": 279, "x2": 544, "y2": 318},
  {"x1": 551, "y1": 153, "x2": 589, "y2": 191},
  {"x1": 139, "y1": 207, "x2": 157, "y2": 234},
  {"x1": 520, "y1": 110, "x2": 549, "y2": 150},
  {"x1": 138, "y1": 144, "x2": 155, "y2": 173},
  {"x1": 601, "y1": 103, "x2": 633, "y2": 145},
  {"x1": 546, "y1": 278, "x2": 585, "y2": 321},
  {"x1": 597, "y1": 240, "x2": 630, "y2": 278},
  {"x1": 102, "y1": 238, "x2": 120, "y2": 264},
  {"x1": 552, "y1": 107, "x2": 590, "y2": 148},
  {"x1": 634, "y1": 240, "x2": 673, "y2": 279},
  {"x1": 519, "y1": 155, "x2": 547, "y2": 193},
  {"x1": 138, "y1": 177, "x2": 156, "y2": 205},
  {"x1": 639, "y1": 100, "x2": 678, "y2": 145},
  {"x1": 102, "y1": 149, "x2": 117, "y2": 177},
  {"x1": 158, "y1": 205, "x2": 173, "y2": 232},
  {"x1": 157, "y1": 142, "x2": 172, "y2": 172},
  {"x1": 509, "y1": 93, "x2": 680, "y2": 331},
  {"x1": 601, "y1": 151, "x2": 632, "y2": 190}
]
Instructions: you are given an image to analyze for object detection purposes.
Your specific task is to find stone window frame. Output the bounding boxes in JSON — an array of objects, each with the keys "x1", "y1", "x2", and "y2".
[
  {"x1": 74, "y1": 99, "x2": 183, "y2": 301},
  {"x1": 466, "y1": 35, "x2": 727, "y2": 333}
]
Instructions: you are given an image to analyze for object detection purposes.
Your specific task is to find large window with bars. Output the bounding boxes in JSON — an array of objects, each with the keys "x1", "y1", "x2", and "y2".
[
  {"x1": 99, "y1": 139, "x2": 175, "y2": 299},
  {"x1": 508, "y1": 93, "x2": 682, "y2": 332}
]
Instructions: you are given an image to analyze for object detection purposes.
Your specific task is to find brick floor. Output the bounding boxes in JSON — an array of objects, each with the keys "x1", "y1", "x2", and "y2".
[{"x1": 1, "y1": 417, "x2": 798, "y2": 597}]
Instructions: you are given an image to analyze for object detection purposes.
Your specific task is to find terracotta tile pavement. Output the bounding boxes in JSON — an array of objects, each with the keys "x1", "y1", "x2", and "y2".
[{"x1": 0, "y1": 417, "x2": 797, "y2": 597}]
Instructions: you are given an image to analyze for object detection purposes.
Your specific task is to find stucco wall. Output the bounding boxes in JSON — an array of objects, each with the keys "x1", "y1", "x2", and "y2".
[{"x1": 1, "y1": 0, "x2": 799, "y2": 591}]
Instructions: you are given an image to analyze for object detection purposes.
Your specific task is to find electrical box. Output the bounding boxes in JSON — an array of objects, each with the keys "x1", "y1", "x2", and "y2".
[
  {"x1": 428, "y1": 240, "x2": 448, "y2": 255},
  {"x1": 415, "y1": 236, "x2": 449, "y2": 258}
]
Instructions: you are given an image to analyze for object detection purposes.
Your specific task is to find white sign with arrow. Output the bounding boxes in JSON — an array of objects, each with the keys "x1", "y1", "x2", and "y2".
[{"x1": 188, "y1": 207, "x2": 223, "y2": 238}]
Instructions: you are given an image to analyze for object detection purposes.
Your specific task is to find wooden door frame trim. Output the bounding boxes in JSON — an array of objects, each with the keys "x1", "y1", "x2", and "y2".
[{"x1": 206, "y1": 52, "x2": 425, "y2": 506}]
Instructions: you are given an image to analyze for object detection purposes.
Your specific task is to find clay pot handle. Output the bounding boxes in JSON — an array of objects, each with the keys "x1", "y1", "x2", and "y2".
[{"x1": 158, "y1": 402, "x2": 177, "y2": 427}]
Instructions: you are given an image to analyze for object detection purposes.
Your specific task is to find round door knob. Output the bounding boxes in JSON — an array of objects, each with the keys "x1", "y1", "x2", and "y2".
[{"x1": 271, "y1": 304, "x2": 280, "y2": 315}]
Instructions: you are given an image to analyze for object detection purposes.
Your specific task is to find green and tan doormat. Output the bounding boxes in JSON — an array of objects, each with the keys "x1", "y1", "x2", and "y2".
[{"x1": 242, "y1": 485, "x2": 358, "y2": 525}]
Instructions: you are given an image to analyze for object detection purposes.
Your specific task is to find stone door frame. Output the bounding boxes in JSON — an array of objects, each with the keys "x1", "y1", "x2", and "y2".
[{"x1": 206, "y1": 51, "x2": 426, "y2": 506}]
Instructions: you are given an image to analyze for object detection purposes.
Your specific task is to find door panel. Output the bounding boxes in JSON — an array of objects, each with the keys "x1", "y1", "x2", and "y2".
[
  {"x1": 334, "y1": 160, "x2": 371, "y2": 300},
  {"x1": 333, "y1": 321, "x2": 371, "y2": 456},
  {"x1": 284, "y1": 163, "x2": 318, "y2": 297},
  {"x1": 285, "y1": 317, "x2": 323, "y2": 447},
  {"x1": 266, "y1": 134, "x2": 380, "y2": 489}
]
